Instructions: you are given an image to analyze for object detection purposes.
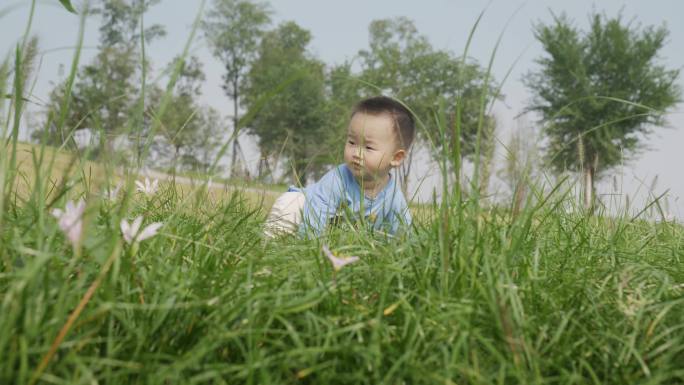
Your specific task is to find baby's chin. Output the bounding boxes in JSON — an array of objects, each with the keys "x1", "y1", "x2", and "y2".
[
  {"x1": 348, "y1": 165, "x2": 384, "y2": 182},
  {"x1": 350, "y1": 168, "x2": 364, "y2": 180},
  {"x1": 348, "y1": 164, "x2": 373, "y2": 180},
  {"x1": 345, "y1": 161, "x2": 361, "y2": 173}
]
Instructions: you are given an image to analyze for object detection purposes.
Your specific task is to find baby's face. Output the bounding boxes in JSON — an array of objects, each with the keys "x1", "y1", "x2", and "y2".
[{"x1": 344, "y1": 112, "x2": 404, "y2": 183}]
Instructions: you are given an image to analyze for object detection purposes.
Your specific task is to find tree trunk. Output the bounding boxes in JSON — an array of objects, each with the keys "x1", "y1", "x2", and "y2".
[
  {"x1": 583, "y1": 153, "x2": 599, "y2": 211},
  {"x1": 230, "y1": 139, "x2": 239, "y2": 177},
  {"x1": 258, "y1": 155, "x2": 263, "y2": 179},
  {"x1": 230, "y1": 76, "x2": 241, "y2": 178},
  {"x1": 264, "y1": 157, "x2": 272, "y2": 181},
  {"x1": 583, "y1": 166, "x2": 593, "y2": 210},
  {"x1": 257, "y1": 152, "x2": 272, "y2": 181}
]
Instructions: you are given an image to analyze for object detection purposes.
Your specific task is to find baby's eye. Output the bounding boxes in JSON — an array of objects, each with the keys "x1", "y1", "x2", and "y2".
[
  {"x1": 365, "y1": 146, "x2": 374, "y2": 150},
  {"x1": 348, "y1": 140, "x2": 355, "y2": 145}
]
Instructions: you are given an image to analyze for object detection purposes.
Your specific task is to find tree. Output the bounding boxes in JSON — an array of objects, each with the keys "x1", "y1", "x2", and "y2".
[
  {"x1": 357, "y1": 17, "x2": 499, "y2": 193},
  {"x1": 39, "y1": 0, "x2": 166, "y2": 157},
  {"x1": 202, "y1": 0, "x2": 271, "y2": 178},
  {"x1": 151, "y1": 56, "x2": 222, "y2": 172},
  {"x1": 311, "y1": 62, "x2": 363, "y2": 180},
  {"x1": 185, "y1": 107, "x2": 224, "y2": 172},
  {"x1": 525, "y1": 12, "x2": 681, "y2": 209},
  {"x1": 242, "y1": 21, "x2": 327, "y2": 184},
  {"x1": 499, "y1": 115, "x2": 540, "y2": 216}
]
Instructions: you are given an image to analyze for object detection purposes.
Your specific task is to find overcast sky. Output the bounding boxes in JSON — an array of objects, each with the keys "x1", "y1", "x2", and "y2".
[{"x1": 1, "y1": 0, "x2": 683, "y2": 218}]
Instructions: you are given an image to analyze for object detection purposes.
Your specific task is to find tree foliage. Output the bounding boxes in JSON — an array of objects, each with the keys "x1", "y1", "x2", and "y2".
[
  {"x1": 243, "y1": 21, "x2": 327, "y2": 184},
  {"x1": 151, "y1": 56, "x2": 223, "y2": 172},
  {"x1": 360, "y1": 18, "x2": 498, "y2": 153},
  {"x1": 357, "y1": 17, "x2": 499, "y2": 191},
  {"x1": 316, "y1": 62, "x2": 363, "y2": 177},
  {"x1": 39, "y1": 0, "x2": 166, "y2": 155},
  {"x1": 202, "y1": 0, "x2": 271, "y2": 177},
  {"x1": 525, "y1": 12, "x2": 680, "y2": 205}
]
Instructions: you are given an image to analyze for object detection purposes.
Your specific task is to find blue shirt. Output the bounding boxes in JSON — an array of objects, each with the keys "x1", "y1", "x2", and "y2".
[{"x1": 289, "y1": 164, "x2": 412, "y2": 236}]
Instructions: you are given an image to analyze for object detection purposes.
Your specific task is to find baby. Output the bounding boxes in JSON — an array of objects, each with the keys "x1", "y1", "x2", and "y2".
[{"x1": 265, "y1": 96, "x2": 414, "y2": 237}]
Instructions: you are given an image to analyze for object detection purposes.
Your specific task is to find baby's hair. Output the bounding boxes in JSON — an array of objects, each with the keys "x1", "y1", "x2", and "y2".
[{"x1": 351, "y1": 96, "x2": 415, "y2": 149}]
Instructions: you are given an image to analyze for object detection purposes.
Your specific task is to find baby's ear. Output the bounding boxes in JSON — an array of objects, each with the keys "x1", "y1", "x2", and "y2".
[{"x1": 390, "y1": 148, "x2": 406, "y2": 167}]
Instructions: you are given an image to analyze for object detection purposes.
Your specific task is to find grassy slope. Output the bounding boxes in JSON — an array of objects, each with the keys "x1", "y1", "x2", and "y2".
[
  {"x1": 6, "y1": 142, "x2": 432, "y2": 220},
  {"x1": 7, "y1": 142, "x2": 279, "y2": 210},
  {"x1": 1, "y1": 151, "x2": 683, "y2": 383}
]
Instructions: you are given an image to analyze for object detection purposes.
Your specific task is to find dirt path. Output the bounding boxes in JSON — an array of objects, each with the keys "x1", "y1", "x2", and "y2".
[{"x1": 133, "y1": 168, "x2": 281, "y2": 198}]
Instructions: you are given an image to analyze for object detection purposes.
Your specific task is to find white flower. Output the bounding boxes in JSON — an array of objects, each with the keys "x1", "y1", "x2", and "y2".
[
  {"x1": 322, "y1": 244, "x2": 359, "y2": 272},
  {"x1": 135, "y1": 178, "x2": 158, "y2": 196},
  {"x1": 51, "y1": 199, "x2": 86, "y2": 245},
  {"x1": 102, "y1": 183, "x2": 121, "y2": 201},
  {"x1": 120, "y1": 216, "x2": 163, "y2": 244}
]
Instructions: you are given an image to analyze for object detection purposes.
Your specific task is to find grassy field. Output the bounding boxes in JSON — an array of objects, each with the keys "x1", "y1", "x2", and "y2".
[
  {"x1": 6, "y1": 142, "x2": 280, "y2": 210},
  {"x1": 5, "y1": 142, "x2": 436, "y2": 221},
  {"x1": 1, "y1": 140, "x2": 683, "y2": 384},
  {"x1": 2, "y1": 6, "x2": 683, "y2": 382}
]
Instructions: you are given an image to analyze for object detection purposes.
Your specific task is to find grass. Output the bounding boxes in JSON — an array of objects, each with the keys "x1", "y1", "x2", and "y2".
[
  {"x1": 1, "y1": 166, "x2": 683, "y2": 384},
  {"x1": 5, "y1": 141, "x2": 434, "y2": 221},
  {"x1": 2, "y1": 2, "x2": 683, "y2": 384},
  {"x1": 6, "y1": 141, "x2": 280, "y2": 211}
]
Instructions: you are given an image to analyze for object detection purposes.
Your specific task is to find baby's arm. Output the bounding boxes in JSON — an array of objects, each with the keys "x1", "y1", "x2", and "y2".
[{"x1": 299, "y1": 168, "x2": 345, "y2": 236}]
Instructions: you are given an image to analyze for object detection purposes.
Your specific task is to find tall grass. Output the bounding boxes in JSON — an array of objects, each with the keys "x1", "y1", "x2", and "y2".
[{"x1": 1, "y1": 2, "x2": 683, "y2": 384}]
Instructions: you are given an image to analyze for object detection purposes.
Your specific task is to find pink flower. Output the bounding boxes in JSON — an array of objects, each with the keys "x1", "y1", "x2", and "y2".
[
  {"x1": 135, "y1": 178, "x2": 159, "y2": 196},
  {"x1": 102, "y1": 183, "x2": 121, "y2": 201},
  {"x1": 322, "y1": 244, "x2": 359, "y2": 271},
  {"x1": 120, "y1": 216, "x2": 162, "y2": 244},
  {"x1": 51, "y1": 199, "x2": 86, "y2": 245}
]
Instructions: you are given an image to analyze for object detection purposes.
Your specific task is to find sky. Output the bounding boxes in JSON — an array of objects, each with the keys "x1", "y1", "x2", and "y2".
[{"x1": 1, "y1": 0, "x2": 683, "y2": 219}]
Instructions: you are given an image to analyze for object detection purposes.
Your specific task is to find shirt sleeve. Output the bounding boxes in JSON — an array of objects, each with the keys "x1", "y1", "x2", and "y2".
[{"x1": 297, "y1": 167, "x2": 345, "y2": 236}]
